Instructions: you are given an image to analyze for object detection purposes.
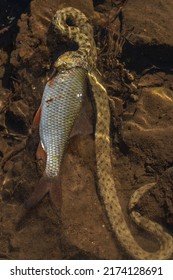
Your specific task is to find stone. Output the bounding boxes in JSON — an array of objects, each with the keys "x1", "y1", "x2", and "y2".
[
  {"x1": 0, "y1": 88, "x2": 11, "y2": 114},
  {"x1": 122, "y1": 0, "x2": 173, "y2": 47},
  {"x1": 5, "y1": 100, "x2": 30, "y2": 134}
]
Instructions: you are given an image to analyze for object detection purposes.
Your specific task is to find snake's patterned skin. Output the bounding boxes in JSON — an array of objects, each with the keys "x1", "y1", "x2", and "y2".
[{"x1": 53, "y1": 7, "x2": 173, "y2": 260}]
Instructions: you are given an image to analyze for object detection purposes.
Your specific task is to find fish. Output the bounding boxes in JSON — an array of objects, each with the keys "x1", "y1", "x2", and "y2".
[{"x1": 25, "y1": 66, "x2": 87, "y2": 209}]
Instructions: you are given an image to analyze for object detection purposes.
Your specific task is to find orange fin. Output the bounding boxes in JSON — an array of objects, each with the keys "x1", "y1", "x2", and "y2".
[
  {"x1": 25, "y1": 175, "x2": 62, "y2": 210},
  {"x1": 47, "y1": 68, "x2": 57, "y2": 87},
  {"x1": 32, "y1": 105, "x2": 41, "y2": 127},
  {"x1": 48, "y1": 76, "x2": 55, "y2": 87},
  {"x1": 36, "y1": 142, "x2": 47, "y2": 162}
]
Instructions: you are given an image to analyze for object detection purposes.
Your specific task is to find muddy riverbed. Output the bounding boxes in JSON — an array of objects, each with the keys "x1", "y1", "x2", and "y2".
[{"x1": 0, "y1": 0, "x2": 173, "y2": 259}]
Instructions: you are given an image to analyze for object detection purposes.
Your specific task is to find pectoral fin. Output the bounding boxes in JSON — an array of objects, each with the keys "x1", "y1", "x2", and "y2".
[
  {"x1": 32, "y1": 105, "x2": 41, "y2": 129},
  {"x1": 36, "y1": 142, "x2": 47, "y2": 162}
]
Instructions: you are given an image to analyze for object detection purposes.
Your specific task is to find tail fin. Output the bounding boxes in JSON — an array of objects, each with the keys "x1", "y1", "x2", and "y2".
[{"x1": 25, "y1": 175, "x2": 62, "y2": 209}]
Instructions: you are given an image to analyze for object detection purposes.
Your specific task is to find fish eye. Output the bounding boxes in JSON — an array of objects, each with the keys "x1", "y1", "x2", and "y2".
[{"x1": 66, "y1": 16, "x2": 76, "y2": 27}]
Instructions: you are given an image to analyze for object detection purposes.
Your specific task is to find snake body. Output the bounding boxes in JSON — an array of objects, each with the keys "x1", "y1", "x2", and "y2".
[{"x1": 53, "y1": 7, "x2": 173, "y2": 259}]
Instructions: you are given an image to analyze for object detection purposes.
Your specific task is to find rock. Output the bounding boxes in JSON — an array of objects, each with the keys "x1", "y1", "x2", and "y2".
[
  {"x1": 134, "y1": 167, "x2": 144, "y2": 179},
  {"x1": 145, "y1": 165, "x2": 155, "y2": 174},
  {"x1": 0, "y1": 138, "x2": 10, "y2": 160},
  {"x1": 0, "y1": 88, "x2": 11, "y2": 114},
  {"x1": 1, "y1": 178, "x2": 14, "y2": 201},
  {"x1": 138, "y1": 74, "x2": 164, "y2": 88},
  {"x1": 0, "y1": 236, "x2": 9, "y2": 255},
  {"x1": 0, "y1": 50, "x2": 8, "y2": 67},
  {"x1": 5, "y1": 100, "x2": 30, "y2": 134},
  {"x1": 13, "y1": 181, "x2": 28, "y2": 202},
  {"x1": 0, "y1": 50, "x2": 8, "y2": 81},
  {"x1": 154, "y1": 167, "x2": 173, "y2": 226},
  {"x1": 121, "y1": 87, "x2": 173, "y2": 168},
  {"x1": 122, "y1": 0, "x2": 173, "y2": 47},
  {"x1": 12, "y1": 160, "x2": 24, "y2": 176},
  {"x1": 3, "y1": 160, "x2": 14, "y2": 173}
]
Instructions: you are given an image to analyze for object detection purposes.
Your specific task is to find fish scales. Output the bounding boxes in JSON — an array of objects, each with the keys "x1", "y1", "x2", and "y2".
[{"x1": 40, "y1": 67, "x2": 87, "y2": 178}]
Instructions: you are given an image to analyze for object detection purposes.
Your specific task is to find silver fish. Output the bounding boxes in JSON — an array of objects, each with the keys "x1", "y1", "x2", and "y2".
[{"x1": 25, "y1": 67, "x2": 87, "y2": 208}]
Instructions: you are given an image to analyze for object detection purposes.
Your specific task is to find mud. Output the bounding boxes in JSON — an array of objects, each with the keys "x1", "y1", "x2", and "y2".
[{"x1": 0, "y1": 0, "x2": 173, "y2": 260}]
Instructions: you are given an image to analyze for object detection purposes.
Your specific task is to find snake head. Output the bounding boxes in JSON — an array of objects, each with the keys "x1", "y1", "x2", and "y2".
[
  {"x1": 52, "y1": 7, "x2": 92, "y2": 41},
  {"x1": 52, "y1": 7, "x2": 80, "y2": 41}
]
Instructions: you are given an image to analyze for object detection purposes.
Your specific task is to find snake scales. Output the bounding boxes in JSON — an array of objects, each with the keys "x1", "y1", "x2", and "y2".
[{"x1": 53, "y1": 7, "x2": 173, "y2": 260}]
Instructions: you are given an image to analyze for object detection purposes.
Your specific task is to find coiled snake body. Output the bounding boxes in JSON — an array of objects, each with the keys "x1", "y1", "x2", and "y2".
[{"x1": 53, "y1": 7, "x2": 173, "y2": 260}]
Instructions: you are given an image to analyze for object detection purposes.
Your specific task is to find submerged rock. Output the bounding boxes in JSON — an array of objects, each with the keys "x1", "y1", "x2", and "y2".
[
  {"x1": 5, "y1": 100, "x2": 30, "y2": 134},
  {"x1": 122, "y1": 0, "x2": 173, "y2": 46}
]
